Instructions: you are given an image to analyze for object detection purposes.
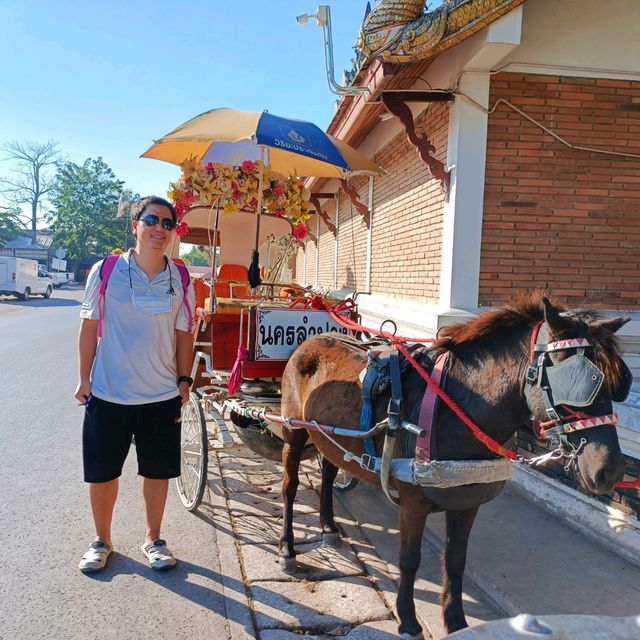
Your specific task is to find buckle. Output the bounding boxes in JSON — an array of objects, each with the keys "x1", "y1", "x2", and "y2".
[
  {"x1": 359, "y1": 454, "x2": 375, "y2": 471},
  {"x1": 546, "y1": 406, "x2": 561, "y2": 423},
  {"x1": 526, "y1": 365, "x2": 538, "y2": 384}
]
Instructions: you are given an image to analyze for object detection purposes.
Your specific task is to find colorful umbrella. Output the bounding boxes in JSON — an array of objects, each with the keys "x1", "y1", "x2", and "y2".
[{"x1": 142, "y1": 108, "x2": 384, "y2": 286}]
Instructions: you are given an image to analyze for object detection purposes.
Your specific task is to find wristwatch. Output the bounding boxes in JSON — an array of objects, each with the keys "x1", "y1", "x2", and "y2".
[{"x1": 177, "y1": 375, "x2": 193, "y2": 386}]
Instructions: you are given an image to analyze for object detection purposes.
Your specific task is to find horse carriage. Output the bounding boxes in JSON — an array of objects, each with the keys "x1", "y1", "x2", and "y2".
[
  {"x1": 171, "y1": 205, "x2": 358, "y2": 511},
  {"x1": 144, "y1": 109, "x2": 638, "y2": 639}
]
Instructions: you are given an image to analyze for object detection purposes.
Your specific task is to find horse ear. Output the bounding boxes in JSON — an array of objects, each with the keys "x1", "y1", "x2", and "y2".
[
  {"x1": 542, "y1": 297, "x2": 572, "y2": 334},
  {"x1": 592, "y1": 317, "x2": 631, "y2": 334}
]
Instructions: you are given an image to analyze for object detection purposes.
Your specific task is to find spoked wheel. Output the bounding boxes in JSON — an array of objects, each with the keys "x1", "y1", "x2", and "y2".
[
  {"x1": 316, "y1": 455, "x2": 359, "y2": 492},
  {"x1": 175, "y1": 392, "x2": 208, "y2": 511}
]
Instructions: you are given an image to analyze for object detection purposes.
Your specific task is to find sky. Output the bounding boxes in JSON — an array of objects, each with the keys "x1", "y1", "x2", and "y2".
[{"x1": 0, "y1": 1, "x2": 374, "y2": 201}]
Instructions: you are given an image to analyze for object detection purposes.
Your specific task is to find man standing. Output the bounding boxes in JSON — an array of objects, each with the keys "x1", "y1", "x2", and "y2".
[{"x1": 75, "y1": 196, "x2": 194, "y2": 572}]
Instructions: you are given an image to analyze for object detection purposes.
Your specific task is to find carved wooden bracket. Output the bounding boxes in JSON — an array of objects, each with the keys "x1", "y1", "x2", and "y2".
[
  {"x1": 339, "y1": 179, "x2": 370, "y2": 228},
  {"x1": 309, "y1": 194, "x2": 337, "y2": 237},
  {"x1": 381, "y1": 91, "x2": 453, "y2": 194}
]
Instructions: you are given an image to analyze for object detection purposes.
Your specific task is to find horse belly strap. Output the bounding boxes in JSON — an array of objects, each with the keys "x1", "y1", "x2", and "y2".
[{"x1": 415, "y1": 352, "x2": 448, "y2": 463}]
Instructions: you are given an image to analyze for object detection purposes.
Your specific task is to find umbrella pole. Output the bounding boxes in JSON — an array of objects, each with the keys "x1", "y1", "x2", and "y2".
[{"x1": 209, "y1": 198, "x2": 221, "y2": 308}]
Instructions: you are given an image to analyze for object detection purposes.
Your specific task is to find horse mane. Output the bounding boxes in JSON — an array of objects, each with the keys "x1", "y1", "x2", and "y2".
[
  {"x1": 437, "y1": 292, "x2": 624, "y2": 393},
  {"x1": 437, "y1": 292, "x2": 549, "y2": 348}
]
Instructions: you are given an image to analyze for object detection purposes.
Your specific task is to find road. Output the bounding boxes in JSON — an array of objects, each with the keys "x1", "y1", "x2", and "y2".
[{"x1": 0, "y1": 288, "x2": 244, "y2": 640}]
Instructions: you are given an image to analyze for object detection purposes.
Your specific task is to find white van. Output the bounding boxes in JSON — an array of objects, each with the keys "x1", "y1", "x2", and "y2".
[{"x1": 0, "y1": 257, "x2": 53, "y2": 300}]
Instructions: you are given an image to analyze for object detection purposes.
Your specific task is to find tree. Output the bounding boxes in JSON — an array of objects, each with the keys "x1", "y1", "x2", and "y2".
[
  {"x1": 0, "y1": 140, "x2": 60, "y2": 245},
  {"x1": 181, "y1": 246, "x2": 211, "y2": 267},
  {"x1": 0, "y1": 205, "x2": 24, "y2": 246},
  {"x1": 50, "y1": 158, "x2": 132, "y2": 263}
]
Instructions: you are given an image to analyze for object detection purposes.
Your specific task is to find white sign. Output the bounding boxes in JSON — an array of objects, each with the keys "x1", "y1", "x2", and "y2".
[
  {"x1": 51, "y1": 257, "x2": 67, "y2": 271},
  {"x1": 254, "y1": 308, "x2": 350, "y2": 360},
  {"x1": 55, "y1": 248, "x2": 66, "y2": 259}
]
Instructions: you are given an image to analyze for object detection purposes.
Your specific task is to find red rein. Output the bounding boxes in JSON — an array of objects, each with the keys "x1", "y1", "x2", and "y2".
[{"x1": 314, "y1": 300, "x2": 639, "y2": 489}]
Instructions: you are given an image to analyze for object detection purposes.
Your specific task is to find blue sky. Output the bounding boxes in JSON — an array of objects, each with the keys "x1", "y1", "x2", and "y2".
[{"x1": 0, "y1": 1, "x2": 372, "y2": 200}]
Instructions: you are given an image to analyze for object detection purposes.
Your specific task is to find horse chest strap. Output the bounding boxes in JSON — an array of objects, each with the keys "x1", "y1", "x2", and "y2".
[{"x1": 415, "y1": 352, "x2": 448, "y2": 463}]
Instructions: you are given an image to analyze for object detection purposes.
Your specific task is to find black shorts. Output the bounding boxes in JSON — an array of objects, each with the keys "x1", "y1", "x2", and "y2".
[{"x1": 82, "y1": 395, "x2": 183, "y2": 483}]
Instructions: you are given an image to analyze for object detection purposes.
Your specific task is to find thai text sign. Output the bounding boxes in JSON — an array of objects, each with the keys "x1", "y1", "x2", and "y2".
[{"x1": 254, "y1": 308, "x2": 349, "y2": 360}]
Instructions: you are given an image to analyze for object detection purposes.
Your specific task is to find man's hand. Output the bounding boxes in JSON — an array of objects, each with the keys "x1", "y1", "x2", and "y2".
[
  {"x1": 178, "y1": 381, "x2": 190, "y2": 404},
  {"x1": 75, "y1": 379, "x2": 92, "y2": 405}
]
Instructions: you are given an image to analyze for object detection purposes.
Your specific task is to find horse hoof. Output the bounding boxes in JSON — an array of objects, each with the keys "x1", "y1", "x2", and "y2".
[
  {"x1": 279, "y1": 556, "x2": 297, "y2": 574},
  {"x1": 322, "y1": 532, "x2": 341, "y2": 547}
]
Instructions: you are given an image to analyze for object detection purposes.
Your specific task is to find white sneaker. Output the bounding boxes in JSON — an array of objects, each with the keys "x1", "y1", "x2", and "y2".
[
  {"x1": 79, "y1": 541, "x2": 112, "y2": 573},
  {"x1": 141, "y1": 539, "x2": 176, "y2": 570}
]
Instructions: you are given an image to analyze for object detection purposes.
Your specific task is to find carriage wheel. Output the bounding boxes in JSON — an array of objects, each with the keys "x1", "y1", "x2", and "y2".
[
  {"x1": 175, "y1": 392, "x2": 208, "y2": 512},
  {"x1": 316, "y1": 455, "x2": 359, "y2": 492}
]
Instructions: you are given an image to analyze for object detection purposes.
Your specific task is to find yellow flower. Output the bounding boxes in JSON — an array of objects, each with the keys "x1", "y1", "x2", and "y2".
[{"x1": 180, "y1": 156, "x2": 200, "y2": 179}]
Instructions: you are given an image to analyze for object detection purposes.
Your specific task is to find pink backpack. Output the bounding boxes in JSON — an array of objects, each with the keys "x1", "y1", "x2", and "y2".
[{"x1": 97, "y1": 254, "x2": 193, "y2": 337}]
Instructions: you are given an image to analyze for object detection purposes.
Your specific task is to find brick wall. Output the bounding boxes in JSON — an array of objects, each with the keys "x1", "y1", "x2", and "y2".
[
  {"x1": 300, "y1": 102, "x2": 449, "y2": 301},
  {"x1": 370, "y1": 102, "x2": 448, "y2": 301},
  {"x1": 481, "y1": 73, "x2": 640, "y2": 309}
]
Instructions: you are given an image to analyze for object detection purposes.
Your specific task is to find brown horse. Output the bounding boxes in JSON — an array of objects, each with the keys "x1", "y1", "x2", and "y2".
[{"x1": 279, "y1": 296, "x2": 629, "y2": 638}]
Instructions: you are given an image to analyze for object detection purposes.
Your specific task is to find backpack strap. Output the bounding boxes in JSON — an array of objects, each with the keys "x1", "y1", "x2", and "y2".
[
  {"x1": 97, "y1": 255, "x2": 119, "y2": 337},
  {"x1": 173, "y1": 261, "x2": 193, "y2": 333}
]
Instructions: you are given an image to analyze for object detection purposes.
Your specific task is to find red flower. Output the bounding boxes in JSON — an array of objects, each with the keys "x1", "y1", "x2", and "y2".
[
  {"x1": 250, "y1": 197, "x2": 258, "y2": 209},
  {"x1": 241, "y1": 160, "x2": 256, "y2": 175},
  {"x1": 271, "y1": 186, "x2": 284, "y2": 197},
  {"x1": 175, "y1": 222, "x2": 189, "y2": 237},
  {"x1": 262, "y1": 188, "x2": 272, "y2": 198},
  {"x1": 275, "y1": 208, "x2": 285, "y2": 217},
  {"x1": 205, "y1": 162, "x2": 217, "y2": 177},
  {"x1": 231, "y1": 190, "x2": 243, "y2": 202},
  {"x1": 292, "y1": 223, "x2": 307, "y2": 240},
  {"x1": 184, "y1": 176, "x2": 192, "y2": 186}
]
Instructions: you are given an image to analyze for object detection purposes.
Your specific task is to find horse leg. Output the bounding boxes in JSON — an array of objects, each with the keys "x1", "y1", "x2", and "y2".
[
  {"x1": 319, "y1": 456, "x2": 340, "y2": 546},
  {"x1": 397, "y1": 492, "x2": 431, "y2": 640},
  {"x1": 278, "y1": 427, "x2": 309, "y2": 573},
  {"x1": 440, "y1": 506, "x2": 480, "y2": 633}
]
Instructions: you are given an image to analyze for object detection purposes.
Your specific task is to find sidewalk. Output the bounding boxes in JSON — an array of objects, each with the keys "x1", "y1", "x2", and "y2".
[{"x1": 205, "y1": 441, "x2": 640, "y2": 640}]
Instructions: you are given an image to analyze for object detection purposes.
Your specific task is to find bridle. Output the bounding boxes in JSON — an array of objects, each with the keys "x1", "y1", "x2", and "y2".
[{"x1": 524, "y1": 321, "x2": 618, "y2": 452}]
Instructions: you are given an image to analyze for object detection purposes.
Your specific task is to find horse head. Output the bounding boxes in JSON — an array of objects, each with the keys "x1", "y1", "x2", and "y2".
[{"x1": 524, "y1": 297, "x2": 630, "y2": 494}]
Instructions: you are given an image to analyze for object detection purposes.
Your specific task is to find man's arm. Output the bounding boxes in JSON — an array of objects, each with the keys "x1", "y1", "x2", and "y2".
[
  {"x1": 75, "y1": 318, "x2": 99, "y2": 404},
  {"x1": 176, "y1": 329, "x2": 194, "y2": 404}
]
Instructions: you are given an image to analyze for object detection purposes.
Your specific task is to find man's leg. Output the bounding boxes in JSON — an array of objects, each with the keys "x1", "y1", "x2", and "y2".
[
  {"x1": 141, "y1": 477, "x2": 169, "y2": 543},
  {"x1": 89, "y1": 479, "x2": 119, "y2": 545}
]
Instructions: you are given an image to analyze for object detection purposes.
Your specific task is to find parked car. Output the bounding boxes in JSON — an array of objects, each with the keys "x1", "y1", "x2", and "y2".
[
  {"x1": 48, "y1": 271, "x2": 75, "y2": 287},
  {"x1": 0, "y1": 257, "x2": 53, "y2": 299}
]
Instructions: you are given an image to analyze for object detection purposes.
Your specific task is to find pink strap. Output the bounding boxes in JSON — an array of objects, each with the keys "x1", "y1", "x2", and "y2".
[
  {"x1": 97, "y1": 255, "x2": 119, "y2": 337},
  {"x1": 175, "y1": 263, "x2": 193, "y2": 333},
  {"x1": 415, "y1": 352, "x2": 448, "y2": 463}
]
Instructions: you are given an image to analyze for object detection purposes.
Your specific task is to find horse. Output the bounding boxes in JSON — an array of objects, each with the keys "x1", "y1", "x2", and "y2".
[{"x1": 278, "y1": 295, "x2": 630, "y2": 638}]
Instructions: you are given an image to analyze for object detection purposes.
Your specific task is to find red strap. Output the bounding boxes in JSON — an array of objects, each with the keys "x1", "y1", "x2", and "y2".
[{"x1": 415, "y1": 352, "x2": 447, "y2": 463}]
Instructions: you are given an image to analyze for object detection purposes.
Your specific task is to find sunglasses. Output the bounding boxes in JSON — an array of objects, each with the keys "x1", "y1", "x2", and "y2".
[{"x1": 139, "y1": 213, "x2": 176, "y2": 231}]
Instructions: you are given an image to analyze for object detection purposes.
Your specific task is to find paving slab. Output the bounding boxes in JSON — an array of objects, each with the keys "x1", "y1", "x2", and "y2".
[
  {"x1": 242, "y1": 539, "x2": 365, "y2": 582},
  {"x1": 251, "y1": 576, "x2": 392, "y2": 633}
]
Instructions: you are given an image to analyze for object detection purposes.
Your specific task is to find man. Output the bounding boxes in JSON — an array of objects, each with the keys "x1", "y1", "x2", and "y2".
[{"x1": 75, "y1": 196, "x2": 194, "y2": 572}]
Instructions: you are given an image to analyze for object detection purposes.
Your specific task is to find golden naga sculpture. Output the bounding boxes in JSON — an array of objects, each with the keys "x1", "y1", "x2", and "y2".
[{"x1": 357, "y1": 0, "x2": 525, "y2": 63}]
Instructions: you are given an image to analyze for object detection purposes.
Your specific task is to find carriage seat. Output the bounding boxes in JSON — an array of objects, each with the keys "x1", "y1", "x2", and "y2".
[{"x1": 214, "y1": 264, "x2": 250, "y2": 299}]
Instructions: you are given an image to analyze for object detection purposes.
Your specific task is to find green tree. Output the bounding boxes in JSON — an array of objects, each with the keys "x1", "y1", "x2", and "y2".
[
  {"x1": 181, "y1": 246, "x2": 211, "y2": 267},
  {"x1": 0, "y1": 140, "x2": 60, "y2": 245},
  {"x1": 0, "y1": 205, "x2": 24, "y2": 245},
  {"x1": 50, "y1": 158, "x2": 132, "y2": 263}
]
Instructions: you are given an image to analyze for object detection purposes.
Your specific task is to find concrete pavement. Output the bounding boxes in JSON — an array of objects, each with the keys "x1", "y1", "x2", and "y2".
[{"x1": 202, "y1": 427, "x2": 640, "y2": 640}]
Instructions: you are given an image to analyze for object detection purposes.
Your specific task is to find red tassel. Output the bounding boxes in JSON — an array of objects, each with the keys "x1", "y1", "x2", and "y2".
[{"x1": 228, "y1": 345, "x2": 249, "y2": 395}]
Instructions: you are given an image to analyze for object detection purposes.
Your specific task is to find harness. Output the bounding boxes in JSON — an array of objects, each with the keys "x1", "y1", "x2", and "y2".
[{"x1": 97, "y1": 253, "x2": 193, "y2": 337}]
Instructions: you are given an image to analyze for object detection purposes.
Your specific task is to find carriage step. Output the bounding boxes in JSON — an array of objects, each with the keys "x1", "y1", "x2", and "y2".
[{"x1": 205, "y1": 404, "x2": 242, "y2": 450}]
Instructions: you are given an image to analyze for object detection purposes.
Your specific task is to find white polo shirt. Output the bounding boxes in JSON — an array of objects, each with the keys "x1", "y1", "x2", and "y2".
[{"x1": 80, "y1": 251, "x2": 195, "y2": 405}]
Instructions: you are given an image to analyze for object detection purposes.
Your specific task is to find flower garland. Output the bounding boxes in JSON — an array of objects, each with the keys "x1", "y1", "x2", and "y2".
[{"x1": 167, "y1": 157, "x2": 311, "y2": 239}]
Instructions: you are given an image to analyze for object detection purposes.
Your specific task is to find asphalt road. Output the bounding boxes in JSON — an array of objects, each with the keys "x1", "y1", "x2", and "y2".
[{"x1": 0, "y1": 288, "x2": 241, "y2": 640}]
